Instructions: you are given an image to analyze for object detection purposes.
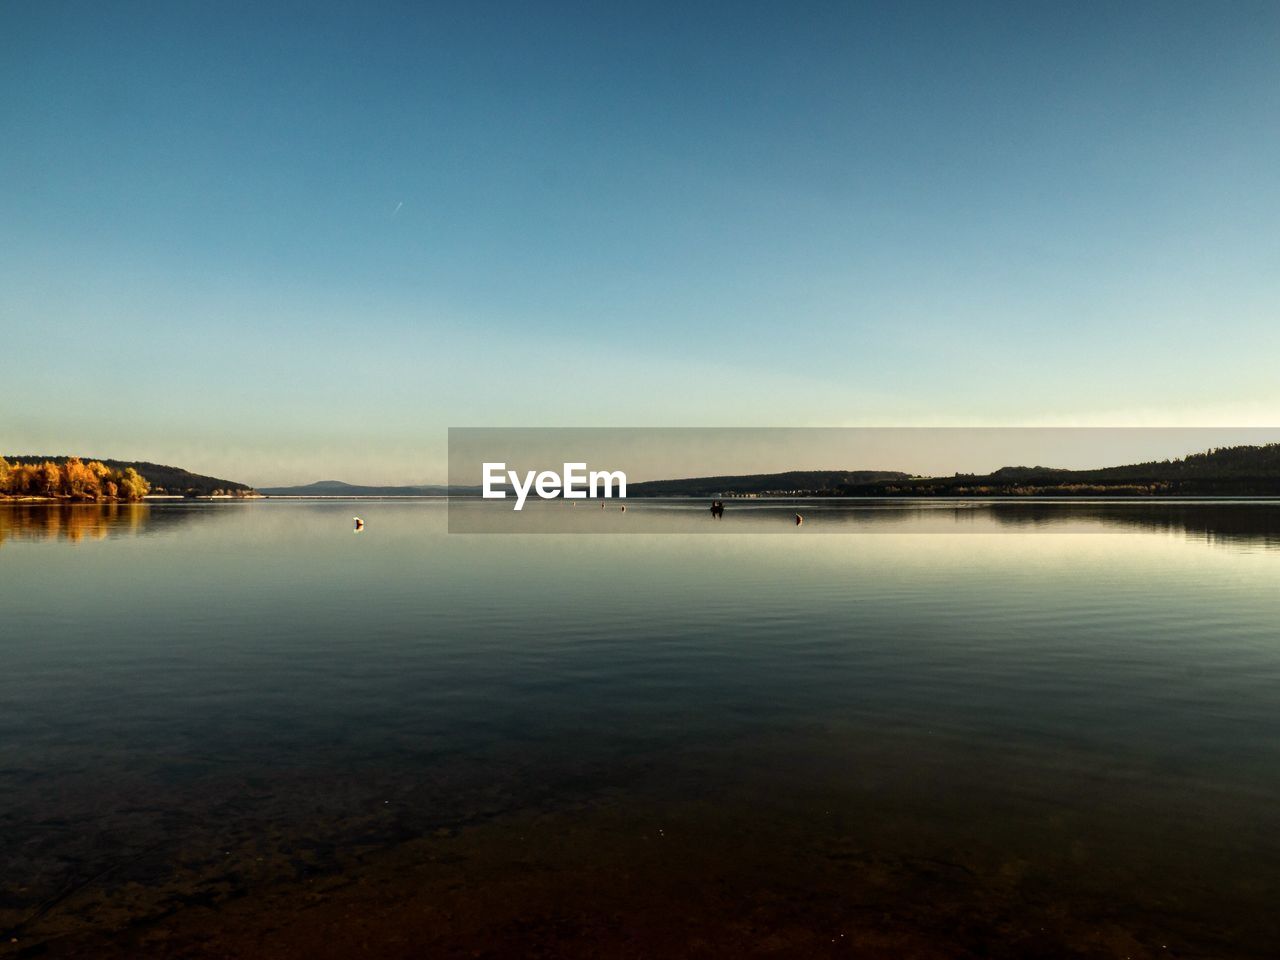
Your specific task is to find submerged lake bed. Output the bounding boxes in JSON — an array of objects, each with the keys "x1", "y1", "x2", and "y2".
[{"x1": 2, "y1": 499, "x2": 1279, "y2": 957}]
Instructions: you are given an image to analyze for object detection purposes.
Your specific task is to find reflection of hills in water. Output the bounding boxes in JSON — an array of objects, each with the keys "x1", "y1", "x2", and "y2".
[
  {"x1": 986, "y1": 501, "x2": 1280, "y2": 548},
  {"x1": 0, "y1": 503, "x2": 213, "y2": 546},
  {"x1": 6, "y1": 499, "x2": 1280, "y2": 550}
]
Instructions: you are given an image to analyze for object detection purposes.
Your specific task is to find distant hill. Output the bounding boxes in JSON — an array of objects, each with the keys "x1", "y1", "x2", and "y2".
[
  {"x1": 836, "y1": 443, "x2": 1280, "y2": 497},
  {"x1": 629, "y1": 445, "x2": 1280, "y2": 498},
  {"x1": 258, "y1": 480, "x2": 459, "y2": 497},
  {"x1": 5, "y1": 456, "x2": 256, "y2": 497}
]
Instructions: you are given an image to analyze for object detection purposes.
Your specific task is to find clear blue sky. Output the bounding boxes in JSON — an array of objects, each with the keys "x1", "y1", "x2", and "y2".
[{"x1": 3, "y1": 1, "x2": 1278, "y2": 484}]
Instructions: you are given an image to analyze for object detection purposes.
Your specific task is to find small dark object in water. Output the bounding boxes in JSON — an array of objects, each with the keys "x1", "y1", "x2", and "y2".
[
  {"x1": 353, "y1": 517, "x2": 365, "y2": 531},
  {"x1": 710, "y1": 500, "x2": 724, "y2": 519},
  {"x1": 794, "y1": 514, "x2": 803, "y2": 526}
]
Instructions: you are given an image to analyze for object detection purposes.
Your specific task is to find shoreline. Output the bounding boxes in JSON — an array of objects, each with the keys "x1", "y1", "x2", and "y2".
[{"x1": 0, "y1": 495, "x2": 265, "y2": 503}]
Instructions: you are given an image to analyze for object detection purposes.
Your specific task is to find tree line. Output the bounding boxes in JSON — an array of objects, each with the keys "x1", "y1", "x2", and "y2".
[{"x1": 0, "y1": 457, "x2": 151, "y2": 501}]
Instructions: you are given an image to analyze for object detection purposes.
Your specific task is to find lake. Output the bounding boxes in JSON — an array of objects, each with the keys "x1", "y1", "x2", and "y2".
[{"x1": 2, "y1": 499, "x2": 1279, "y2": 958}]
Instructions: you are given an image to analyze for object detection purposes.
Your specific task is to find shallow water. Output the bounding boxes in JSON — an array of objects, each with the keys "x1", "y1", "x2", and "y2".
[{"x1": 2, "y1": 500, "x2": 1279, "y2": 957}]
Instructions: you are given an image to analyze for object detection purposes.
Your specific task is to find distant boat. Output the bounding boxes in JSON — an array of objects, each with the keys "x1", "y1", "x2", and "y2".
[
  {"x1": 794, "y1": 514, "x2": 803, "y2": 526},
  {"x1": 353, "y1": 517, "x2": 365, "y2": 531}
]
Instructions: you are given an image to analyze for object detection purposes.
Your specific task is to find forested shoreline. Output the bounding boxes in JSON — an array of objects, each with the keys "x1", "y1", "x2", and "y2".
[
  {"x1": 627, "y1": 444, "x2": 1280, "y2": 498},
  {"x1": 3, "y1": 456, "x2": 259, "y2": 499},
  {"x1": 0, "y1": 457, "x2": 150, "y2": 501}
]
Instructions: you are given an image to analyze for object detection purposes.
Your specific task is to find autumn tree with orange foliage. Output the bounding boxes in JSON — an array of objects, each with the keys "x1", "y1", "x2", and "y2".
[{"x1": 0, "y1": 457, "x2": 150, "y2": 501}]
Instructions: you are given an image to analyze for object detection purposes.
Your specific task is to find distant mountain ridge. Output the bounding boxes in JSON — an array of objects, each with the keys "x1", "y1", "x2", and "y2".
[
  {"x1": 5, "y1": 456, "x2": 256, "y2": 497},
  {"x1": 259, "y1": 480, "x2": 456, "y2": 497},
  {"x1": 628, "y1": 444, "x2": 1280, "y2": 498},
  {"x1": 831, "y1": 443, "x2": 1280, "y2": 497},
  {"x1": 48, "y1": 442, "x2": 1276, "y2": 503}
]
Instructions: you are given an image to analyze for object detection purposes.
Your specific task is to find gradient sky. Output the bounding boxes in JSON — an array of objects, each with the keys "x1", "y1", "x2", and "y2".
[{"x1": 3, "y1": 2, "x2": 1278, "y2": 484}]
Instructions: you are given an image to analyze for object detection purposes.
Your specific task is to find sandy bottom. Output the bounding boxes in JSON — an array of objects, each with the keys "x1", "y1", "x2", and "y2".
[{"x1": 5, "y1": 792, "x2": 1264, "y2": 960}]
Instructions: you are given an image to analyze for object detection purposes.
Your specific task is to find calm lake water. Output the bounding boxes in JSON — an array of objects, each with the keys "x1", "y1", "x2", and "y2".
[{"x1": 2, "y1": 499, "x2": 1279, "y2": 958}]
